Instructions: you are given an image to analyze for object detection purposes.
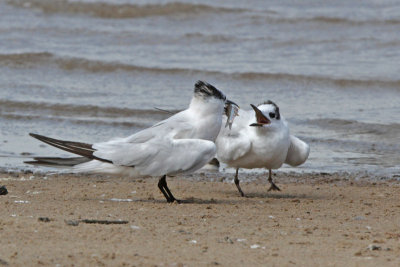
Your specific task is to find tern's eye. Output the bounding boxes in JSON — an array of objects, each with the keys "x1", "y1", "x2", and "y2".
[{"x1": 269, "y1": 112, "x2": 275, "y2": 119}]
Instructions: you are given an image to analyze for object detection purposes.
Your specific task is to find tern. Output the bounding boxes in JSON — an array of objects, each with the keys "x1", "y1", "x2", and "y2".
[
  {"x1": 26, "y1": 81, "x2": 238, "y2": 203},
  {"x1": 215, "y1": 100, "x2": 309, "y2": 196}
]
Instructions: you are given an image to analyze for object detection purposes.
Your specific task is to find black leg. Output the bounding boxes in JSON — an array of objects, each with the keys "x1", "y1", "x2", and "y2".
[
  {"x1": 158, "y1": 175, "x2": 180, "y2": 203},
  {"x1": 267, "y1": 169, "x2": 281, "y2": 191},
  {"x1": 234, "y1": 168, "x2": 245, "y2": 197},
  {"x1": 158, "y1": 175, "x2": 172, "y2": 202}
]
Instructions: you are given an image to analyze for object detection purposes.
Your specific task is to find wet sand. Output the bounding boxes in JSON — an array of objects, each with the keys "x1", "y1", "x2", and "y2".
[{"x1": 1, "y1": 171, "x2": 400, "y2": 266}]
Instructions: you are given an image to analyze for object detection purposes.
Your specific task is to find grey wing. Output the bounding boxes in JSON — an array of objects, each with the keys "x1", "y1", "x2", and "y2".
[
  {"x1": 92, "y1": 137, "x2": 159, "y2": 168},
  {"x1": 123, "y1": 110, "x2": 193, "y2": 142},
  {"x1": 285, "y1": 135, "x2": 310, "y2": 166},
  {"x1": 92, "y1": 113, "x2": 210, "y2": 176},
  {"x1": 139, "y1": 138, "x2": 217, "y2": 176},
  {"x1": 93, "y1": 137, "x2": 216, "y2": 176}
]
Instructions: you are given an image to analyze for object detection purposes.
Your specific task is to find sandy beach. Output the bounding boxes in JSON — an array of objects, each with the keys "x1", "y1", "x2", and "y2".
[{"x1": 0, "y1": 171, "x2": 399, "y2": 266}]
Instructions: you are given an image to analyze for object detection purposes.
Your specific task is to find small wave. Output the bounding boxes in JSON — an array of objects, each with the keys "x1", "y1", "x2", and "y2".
[
  {"x1": 184, "y1": 33, "x2": 238, "y2": 43},
  {"x1": 375, "y1": 40, "x2": 400, "y2": 48},
  {"x1": 0, "y1": 99, "x2": 178, "y2": 120},
  {"x1": 255, "y1": 15, "x2": 400, "y2": 26},
  {"x1": 0, "y1": 52, "x2": 205, "y2": 74},
  {"x1": 234, "y1": 72, "x2": 400, "y2": 89},
  {"x1": 7, "y1": 0, "x2": 246, "y2": 19},
  {"x1": 309, "y1": 16, "x2": 400, "y2": 26},
  {"x1": 0, "y1": 52, "x2": 53, "y2": 67},
  {"x1": 0, "y1": 113, "x2": 149, "y2": 128},
  {"x1": 2, "y1": 52, "x2": 400, "y2": 89},
  {"x1": 307, "y1": 118, "x2": 400, "y2": 141},
  {"x1": 309, "y1": 118, "x2": 400, "y2": 128}
]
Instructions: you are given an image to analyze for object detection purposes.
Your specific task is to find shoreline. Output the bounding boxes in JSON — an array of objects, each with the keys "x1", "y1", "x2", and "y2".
[{"x1": 1, "y1": 172, "x2": 400, "y2": 266}]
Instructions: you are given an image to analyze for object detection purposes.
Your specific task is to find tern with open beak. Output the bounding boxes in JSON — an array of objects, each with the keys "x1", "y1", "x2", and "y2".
[{"x1": 216, "y1": 100, "x2": 309, "y2": 196}]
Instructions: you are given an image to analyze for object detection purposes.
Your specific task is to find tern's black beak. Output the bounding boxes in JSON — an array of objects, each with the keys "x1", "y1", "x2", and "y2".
[{"x1": 249, "y1": 104, "x2": 270, "y2": 127}]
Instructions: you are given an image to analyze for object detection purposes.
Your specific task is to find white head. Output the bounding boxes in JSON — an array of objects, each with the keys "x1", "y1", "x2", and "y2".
[{"x1": 249, "y1": 100, "x2": 284, "y2": 130}]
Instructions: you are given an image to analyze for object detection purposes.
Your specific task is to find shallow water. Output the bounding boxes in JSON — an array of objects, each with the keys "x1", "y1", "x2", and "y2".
[{"x1": 0, "y1": 0, "x2": 399, "y2": 178}]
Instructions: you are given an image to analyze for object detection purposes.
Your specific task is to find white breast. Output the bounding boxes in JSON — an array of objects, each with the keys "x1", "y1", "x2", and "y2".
[{"x1": 216, "y1": 109, "x2": 291, "y2": 170}]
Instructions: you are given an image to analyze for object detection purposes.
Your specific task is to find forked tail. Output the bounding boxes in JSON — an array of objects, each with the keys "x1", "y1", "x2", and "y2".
[
  {"x1": 25, "y1": 133, "x2": 112, "y2": 166},
  {"x1": 25, "y1": 156, "x2": 90, "y2": 167}
]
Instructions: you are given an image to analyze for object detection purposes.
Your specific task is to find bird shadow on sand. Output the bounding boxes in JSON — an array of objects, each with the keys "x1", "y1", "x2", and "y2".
[
  {"x1": 155, "y1": 197, "x2": 250, "y2": 205},
  {"x1": 104, "y1": 194, "x2": 323, "y2": 204},
  {"x1": 97, "y1": 197, "x2": 258, "y2": 205},
  {"x1": 94, "y1": 197, "x2": 238, "y2": 205},
  {"x1": 243, "y1": 192, "x2": 325, "y2": 200},
  {"x1": 93, "y1": 190, "x2": 324, "y2": 204},
  {"x1": 219, "y1": 188, "x2": 326, "y2": 200},
  {"x1": 176, "y1": 197, "x2": 245, "y2": 205}
]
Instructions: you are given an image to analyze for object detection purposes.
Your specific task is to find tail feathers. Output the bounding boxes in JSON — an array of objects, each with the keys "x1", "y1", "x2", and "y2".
[
  {"x1": 25, "y1": 157, "x2": 91, "y2": 167},
  {"x1": 285, "y1": 135, "x2": 310, "y2": 167},
  {"x1": 29, "y1": 133, "x2": 112, "y2": 163}
]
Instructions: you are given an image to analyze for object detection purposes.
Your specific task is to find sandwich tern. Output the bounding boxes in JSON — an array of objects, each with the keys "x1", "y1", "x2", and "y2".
[
  {"x1": 216, "y1": 100, "x2": 309, "y2": 196},
  {"x1": 26, "y1": 81, "x2": 238, "y2": 203}
]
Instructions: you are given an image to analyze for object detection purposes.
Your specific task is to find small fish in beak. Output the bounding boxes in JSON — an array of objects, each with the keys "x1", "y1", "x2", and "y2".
[
  {"x1": 225, "y1": 100, "x2": 239, "y2": 130},
  {"x1": 249, "y1": 104, "x2": 270, "y2": 127}
]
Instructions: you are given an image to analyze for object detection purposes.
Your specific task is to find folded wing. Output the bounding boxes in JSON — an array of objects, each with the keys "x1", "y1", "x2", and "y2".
[{"x1": 91, "y1": 137, "x2": 216, "y2": 176}]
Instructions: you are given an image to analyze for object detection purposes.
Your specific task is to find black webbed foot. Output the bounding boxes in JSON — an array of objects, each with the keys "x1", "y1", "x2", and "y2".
[
  {"x1": 267, "y1": 169, "x2": 281, "y2": 192},
  {"x1": 267, "y1": 182, "x2": 281, "y2": 192}
]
